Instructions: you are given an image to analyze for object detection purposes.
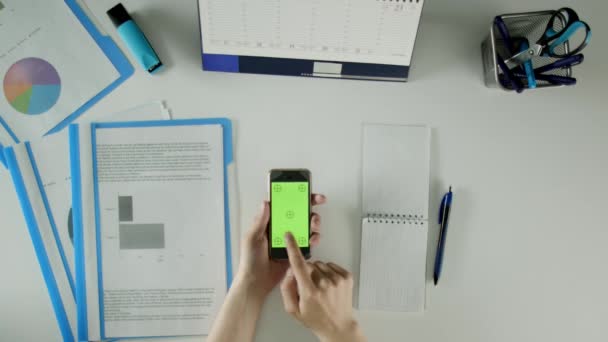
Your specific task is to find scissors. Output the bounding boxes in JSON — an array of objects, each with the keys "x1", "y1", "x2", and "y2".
[{"x1": 504, "y1": 7, "x2": 591, "y2": 69}]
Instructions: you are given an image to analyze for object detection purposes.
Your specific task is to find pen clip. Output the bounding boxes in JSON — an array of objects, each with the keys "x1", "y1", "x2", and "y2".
[{"x1": 438, "y1": 186, "x2": 453, "y2": 224}]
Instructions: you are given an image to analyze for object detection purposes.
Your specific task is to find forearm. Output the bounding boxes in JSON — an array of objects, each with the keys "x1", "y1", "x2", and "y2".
[{"x1": 207, "y1": 276, "x2": 265, "y2": 342}]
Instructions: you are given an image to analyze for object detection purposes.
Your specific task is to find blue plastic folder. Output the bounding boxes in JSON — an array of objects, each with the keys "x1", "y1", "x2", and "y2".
[
  {"x1": 4, "y1": 137, "x2": 77, "y2": 342},
  {"x1": 0, "y1": 0, "x2": 133, "y2": 165},
  {"x1": 2, "y1": 104, "x2": 170, "y2": 342},
  {"x1": 70, "y1": 118, "x2": 235, "y2": 341}
]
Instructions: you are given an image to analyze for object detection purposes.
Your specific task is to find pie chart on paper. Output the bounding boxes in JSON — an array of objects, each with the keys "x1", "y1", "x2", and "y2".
[{"x1": 3, "y1": 57, "x2": 61, "y2": 115}]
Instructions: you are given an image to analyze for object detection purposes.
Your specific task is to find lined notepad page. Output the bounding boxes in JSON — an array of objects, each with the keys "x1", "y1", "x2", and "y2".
[
  {"x1": 359, "y1": 218, "x2": 428, "y2": 311},
  {"x1": 358, "y1": 124, "x2": 430, "y2": 312},
  {"x1": 199, "y1": 0, "x2": 424, "y2": 66},
  {"x1": 362, "y1": 124, "x2": 430, "y2": 217}
]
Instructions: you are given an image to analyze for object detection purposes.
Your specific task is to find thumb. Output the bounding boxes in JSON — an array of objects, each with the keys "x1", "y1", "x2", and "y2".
[{"x1": 250, "y1": 201, "x2": 270, "y2": 238}]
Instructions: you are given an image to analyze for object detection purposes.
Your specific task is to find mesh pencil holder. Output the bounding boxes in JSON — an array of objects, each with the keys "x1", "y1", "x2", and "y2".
[{"x1": 481, "y1": 10, "x2": 573, "y2": 92}]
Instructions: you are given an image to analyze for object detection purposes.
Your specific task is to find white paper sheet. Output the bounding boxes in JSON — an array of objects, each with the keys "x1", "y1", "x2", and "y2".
[
  {"x1": 199, "y1": 0, "x2": 424, "y2": 66},
  {"x1": 27, "y1": 132, "x2": 74, "y2": 274},
  {"x1": 358, "y1": 124, "x2": 430, "y2": 312},
  {"x1": 81, "y1": 123, "x2": 227, "y2": 338},
  {"x1": 362, "y1": 124, "x2": 430, "y2": 218},
  {"x1": 26, "y1": 102, "x2": 171, "y2": 278},
  {"x1": 75, "y1": 119, "x2": 101, "y2": 340},
  {"x1": 0, "y1": 0, "x2": 119, "y2": 141}
]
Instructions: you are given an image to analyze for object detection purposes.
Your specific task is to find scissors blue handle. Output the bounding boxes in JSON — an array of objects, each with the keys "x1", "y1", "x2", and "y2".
[{"x1": 540, "y1": 8, "x2": 592, "y2": 57}]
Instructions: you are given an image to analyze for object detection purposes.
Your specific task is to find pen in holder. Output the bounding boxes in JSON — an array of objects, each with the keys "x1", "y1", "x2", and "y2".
[{"x1": 481, "y1": 9, "x2": 590, "y2": 92}]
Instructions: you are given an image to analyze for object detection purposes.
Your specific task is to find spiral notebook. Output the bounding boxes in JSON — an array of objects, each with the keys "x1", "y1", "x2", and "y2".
[{"x1": 358, "y1": 124, "x2": 430, "y2": 312}]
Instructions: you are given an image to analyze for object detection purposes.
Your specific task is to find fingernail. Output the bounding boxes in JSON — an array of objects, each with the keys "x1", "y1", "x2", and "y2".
[
  {"x1": 284, "y1": 232, "x2": 293, "y2": 242},
  {"x1": 260, "y1": 202, "x2": 266, "y2": 211}
]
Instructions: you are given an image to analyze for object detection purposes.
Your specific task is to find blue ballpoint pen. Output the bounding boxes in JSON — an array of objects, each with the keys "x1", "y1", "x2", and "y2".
[{"x1": 434, "y1": 186, "x2": 453, "y2": 286}]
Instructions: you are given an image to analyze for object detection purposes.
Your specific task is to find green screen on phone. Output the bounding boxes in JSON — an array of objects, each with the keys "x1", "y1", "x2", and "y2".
[{"x1": 271, "y1": 181, "x2": 309, "y2": 248}]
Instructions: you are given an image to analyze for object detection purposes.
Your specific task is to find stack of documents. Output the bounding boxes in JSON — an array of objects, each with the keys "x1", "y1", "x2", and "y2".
[
  {"x1": 3, "y1": 102, "x2": 237, "y2": 341},
  {"x1": 2, "y1": 2, "x2": 237, "y2": 340}
]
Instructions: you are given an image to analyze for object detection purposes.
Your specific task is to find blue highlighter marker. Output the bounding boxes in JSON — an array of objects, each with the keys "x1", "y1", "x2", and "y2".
[{"x1": 107, "y1": 3, "x2": 163, "y2": 74}]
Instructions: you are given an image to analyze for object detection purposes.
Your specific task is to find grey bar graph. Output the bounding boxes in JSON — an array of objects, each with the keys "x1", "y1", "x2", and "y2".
[
  {"x1": 118, "y1": 196, "x2": 133, "y2": 222},
  {"x1": 119, "y1": 224, "x2": 165, "y2": 249}
]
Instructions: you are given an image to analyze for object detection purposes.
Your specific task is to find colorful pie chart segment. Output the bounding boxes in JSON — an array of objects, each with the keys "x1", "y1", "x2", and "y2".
[{"x1": 3, "y1": 57, "x2": 61, "y2": 115}]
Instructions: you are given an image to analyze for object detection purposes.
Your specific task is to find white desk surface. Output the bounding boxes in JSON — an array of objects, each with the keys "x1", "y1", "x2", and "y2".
[{"x1": 1, "y1": 0, "x2": 607, "y2": 341}]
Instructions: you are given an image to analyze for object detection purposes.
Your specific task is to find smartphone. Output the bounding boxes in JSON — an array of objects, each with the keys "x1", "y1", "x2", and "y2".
[{"x1": 268, "y1": 169, "x2": 311, "y2": 260}]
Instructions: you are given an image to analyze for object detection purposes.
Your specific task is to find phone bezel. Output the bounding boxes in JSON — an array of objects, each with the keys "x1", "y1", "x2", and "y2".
[{"x1": 268, "y1": 169, "x2": 311, "y2": 260}]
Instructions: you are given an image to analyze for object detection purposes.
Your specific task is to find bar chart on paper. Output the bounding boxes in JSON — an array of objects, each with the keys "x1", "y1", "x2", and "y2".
[
  {"x1": 199, "y1": 0, "x2": 424, "y2": 66},
  {"x1": 118, "y1": 195, "x2": 165, "y2": 250}
]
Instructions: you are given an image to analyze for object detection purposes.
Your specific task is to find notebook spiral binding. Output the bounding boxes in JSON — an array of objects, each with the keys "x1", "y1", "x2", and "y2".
[{"x1": 363, "y1": 212, "x2": 426, "y2": 225}]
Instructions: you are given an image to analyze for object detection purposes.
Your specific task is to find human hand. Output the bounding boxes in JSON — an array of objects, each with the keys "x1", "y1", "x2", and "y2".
[
  {"x1": 234, "y1": 194, "x2": 327, "y2": 300},
  {"x1": 280, "y1": 233, "x2": 366, "y2": 342}
]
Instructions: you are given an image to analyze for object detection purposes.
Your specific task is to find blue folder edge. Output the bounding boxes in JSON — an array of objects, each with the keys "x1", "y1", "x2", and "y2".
[
  {"x1": 3, "y1": 147, "x2": 76, "y2": 342},
  {"x1": 70, "y1": 118, "x2": 234, "y2": 340},
  {"x1": 0, "y1": 127, "x2": 20, "y2": 167},
  {"x1": 25, "y1": 142, "x2": 77, "y2": 296},
  {"x1": 0, "y1": 0, "x2": 134, "y2": 155},
  {"x1": 69, "y1": 124, "x2": 88, "y2": 341}
]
